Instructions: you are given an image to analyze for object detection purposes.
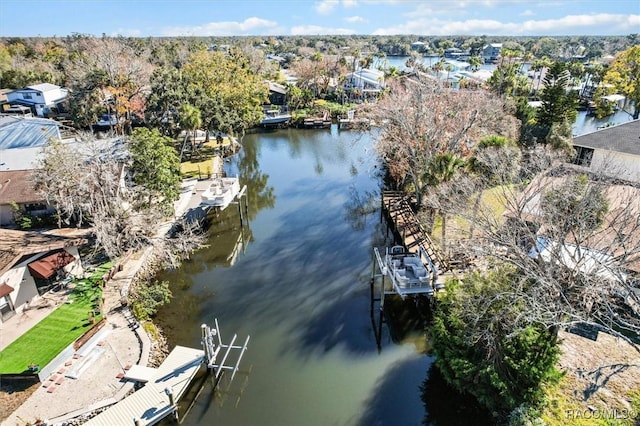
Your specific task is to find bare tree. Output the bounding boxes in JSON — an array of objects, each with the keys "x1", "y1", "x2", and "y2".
[
  {"x1": 32, "y1": 135, "x2": 206, "y2": 265},
  {"x1": 360, "y1": 76, "x2": 519, "y2": 206},
  {"x1": 452, "y1": 165, "x2": 640, "y2": 350}
]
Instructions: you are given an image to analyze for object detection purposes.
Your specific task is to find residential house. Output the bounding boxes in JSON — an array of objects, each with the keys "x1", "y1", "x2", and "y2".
[
  {"x1": 0, "y1": 115, "x2": 67, "y2": 225},
  {"x1": 0, "y1": 170, "x2": 54, "y2": 226},
  {"x1": 5, "y1": 83, "x2": 69, "y2": 118},
  {"x1": 0, "y1": 115, "x2": 125, "y2": 226},
  {"x1": 343, "y1": 68, "x2": 385, "y2": 101},
  {"x1": 266, "y1": 81, "x2": 288, "y2": 107},
  {"x1": 0, "y1": 228, "x2": 87, "y2": 324},
  {"x1": 444, "y1": 47, "x2": 468, "y2": 60},
  {"x1": 508, "y1": 172, "x2": 640, "y2": 283},
  {"x1": 482, "y1": 43, "x2": 502, "y2": 63},
  {"x1": 571, "y1": 119, "x2": 640, "y2": 183},
  {"x1": 411, "y1": 41, "x2": 428, "y2": 53}
]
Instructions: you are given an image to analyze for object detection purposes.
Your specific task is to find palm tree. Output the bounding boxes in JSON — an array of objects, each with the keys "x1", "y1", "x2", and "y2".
[
  {"x1": 423, "y1": 153, "x2": 465, "y2": 254},
  {"x1": 178, "y1": 104, "x2": 202, "y2": 162},
  {"x1": 469, "y1": 55, "x2": 482, "y2": 71}
]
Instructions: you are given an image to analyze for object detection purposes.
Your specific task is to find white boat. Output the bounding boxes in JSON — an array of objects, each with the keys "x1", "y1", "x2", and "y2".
[
  {"x1": 200, "y1": 177, "x2": 241, "y2": 210},
  {"x1": 261, "y1": 109, "x2": 291, "y2": 127},
  {"x1": 384, "y1": 245, "x2": 434, "y2": 295}
]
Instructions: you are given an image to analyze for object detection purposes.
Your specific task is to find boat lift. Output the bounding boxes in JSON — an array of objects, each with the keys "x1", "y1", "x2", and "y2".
[
  {"x1": 201, "y1": 319, "x2": 250, "y2": 385},
  {"x1": 372, "y1": 246, "x2": 441, "y2": 311}
]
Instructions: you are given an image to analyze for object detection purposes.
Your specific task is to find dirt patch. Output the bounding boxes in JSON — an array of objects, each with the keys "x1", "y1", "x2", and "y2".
[
  {"x1": 0, "y1": 381, "x2": 39, "y2": 423},
  {"x1": 557, "y1": 330, "x2": 640, "y2": 411}
]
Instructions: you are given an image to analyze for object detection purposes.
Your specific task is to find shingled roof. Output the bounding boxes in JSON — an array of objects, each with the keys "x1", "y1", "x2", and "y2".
[
  {"x1": 0, "y1": 228, "x2": 88, "y2": 276},
  {"x1": 0, "y1": 170, "x2": 41, "y2": 204},
  {"x1": 573, "y1": 119, "x2": 640, "y2": 156}
]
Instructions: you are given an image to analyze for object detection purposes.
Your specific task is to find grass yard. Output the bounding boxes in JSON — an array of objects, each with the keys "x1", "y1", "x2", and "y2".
[
  {"x1": 0, "y1": 263, "x2": 112, "y2": 374},
  {"x1": 179, "y1": 136, "x2": 231, "y2": 179}
]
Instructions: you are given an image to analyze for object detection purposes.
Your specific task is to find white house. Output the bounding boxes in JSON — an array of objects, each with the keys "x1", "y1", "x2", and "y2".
[
  {"x1": 0, "y1": 229, "x2": 87, "y2": 324},
  {"x1": 572, "y1": 119, "x2": 640, "y2": 183},
  {"x1": 343, "y1": 68, "x2": 385, "y2": 92},
  {"x1": 6, "y1": 83, "x2": 69, "y2": 117}
]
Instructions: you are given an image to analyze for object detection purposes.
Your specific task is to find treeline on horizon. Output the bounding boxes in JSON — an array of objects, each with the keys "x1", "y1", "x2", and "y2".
[{"x1": 1, "y1": 33, "x2": 637, "y2": 59}]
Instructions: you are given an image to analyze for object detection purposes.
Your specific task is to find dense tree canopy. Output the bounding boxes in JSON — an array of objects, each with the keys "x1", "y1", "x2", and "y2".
[
  {"x1": 128, "y1": 127, "x2": 181, "y2": 212},
  {"x1": 604, "y1": 45, "x2": 640, "y2": 119},
  {"x1": 182, "y1": 49, "x2": 268, "y2": 137}
]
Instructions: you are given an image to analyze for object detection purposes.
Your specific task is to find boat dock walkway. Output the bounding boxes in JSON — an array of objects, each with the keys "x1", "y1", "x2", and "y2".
[
  {"x1": 373, "y1": 190, "x2": 455, "y2": 304},
  {"x1": 84, "y1": 346, "x2": 205, "y2": 426},
  {"x1": 381, "y1": 191, "x2": 450, "y2": 275}
]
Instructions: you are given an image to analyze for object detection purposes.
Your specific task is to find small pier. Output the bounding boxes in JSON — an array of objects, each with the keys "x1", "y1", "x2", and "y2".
[
  {"x1": 84, "y1": 321, "x2": 249, "y2": 426},
  {"x1": 372, "y1": 191, "x2": 452, "y2": 309},
  {"x1": 381, "y1": 191, "x2": 449, "y2": 273}
]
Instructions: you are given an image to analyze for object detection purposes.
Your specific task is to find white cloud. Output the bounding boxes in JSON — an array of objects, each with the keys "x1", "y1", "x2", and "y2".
[
  {"x1": 162, "y1": 17, "x2": 279, "y2": 36},
  {"x1": 343, "y1": 0, "x2": 359, "y2": 7},
  {"x1": 110, "y1": 28, "x2": 142, "y2": 37},
  {"x1": 372, "y1": 13, "x2": 640, "y2": 36},
  {"x1": 345, "y1": 15, "x2": 367, "y2": 23},
  {"x1": 315, "y1": 0, "x2": 340, "y2": 14},
  {"x1": 291, "y1": 25, "x2": 357, "y2": 35},
  {"x1": 520, "y1": 9, "x2": 535, "y2": 17}
]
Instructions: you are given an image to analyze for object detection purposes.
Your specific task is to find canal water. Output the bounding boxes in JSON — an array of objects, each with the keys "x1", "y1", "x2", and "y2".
[
  {"x1": 155, "y1": 126, "x2": 490, "y2": 425},
  {"x1": 151, "y1": 81, "x2": 634, "y2": 424}
]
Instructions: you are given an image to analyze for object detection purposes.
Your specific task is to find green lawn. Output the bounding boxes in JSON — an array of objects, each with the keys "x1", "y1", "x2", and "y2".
[{"x1": 0, "y1": 263, "x2": 112, "y2": 374}]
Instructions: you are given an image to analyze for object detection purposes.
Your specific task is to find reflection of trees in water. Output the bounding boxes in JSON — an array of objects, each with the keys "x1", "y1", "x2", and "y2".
[
  {"x1": 235, "y1": 135, "x2": 275, "y2": 220},
  {"x1": 343, "y1": 186, "x2": 379, "y2": 231},
  {"x1": 420, "y1": 365, "x2": 493, "y2": 426},
  {"x1": 356, "y1": 356, "x2": 433, "y2": 426}
]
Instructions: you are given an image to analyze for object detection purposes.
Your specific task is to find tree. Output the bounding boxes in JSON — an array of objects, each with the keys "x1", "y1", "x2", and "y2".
[
  {"x1": 536, "y1": 61, "x2": 578, "y2": 129},
  {"x1": 33, "y1": 133, "x2": 206, "y2": 262},
  {"x1": 183, "y1": 49, "x2": 268, "y2": 138},
  {"x1": 603, "y1": 45, "x2": 640, "y2": 119},
  {"x1": 468, "y1": 55, "x2": 482, "y2": 71},
  {"x1": 130, "y1": 279, "x2": 172, "y2": 320},
  {"x1": 65, "y1": 36, "x2": 153, "y2": 130},
  {"x1": 128, "y1": 128, "x2": 181, "y2": 212},
  {"x1": 423, "y1": 153, "x2": 465, "y2": 252},
  {"x1": 361, "y1": 76, "x2": 519, "y2": 206},
  {"x1": 449, "y1": 166, "x2": 640, "y2": 350},
  {"x1": 431, "y1": 267, "x2": 562, "y2": 415},
  {"x1": 178, "y1": 104, "x2": 202, "y2": 160},
  {"x1": 145, "y1": 67, "x2": 189, "y2": 136}
]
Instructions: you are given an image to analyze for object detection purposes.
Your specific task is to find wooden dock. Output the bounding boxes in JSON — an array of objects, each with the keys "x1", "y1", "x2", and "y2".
[
  {"x1": 84, "y1": 346, "x2": 205, "y2": 426},
  {"x1": 381, "y1": 191, "x2": 449, "y2": 274}
]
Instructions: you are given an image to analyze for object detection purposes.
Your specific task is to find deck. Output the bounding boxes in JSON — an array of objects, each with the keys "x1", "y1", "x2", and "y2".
[
  {"x1": 374, "y1": 191, "x2": 452, "y2": 303},
  {"x1": 381, "y1": 191, "x2": 449, "y2": 274},
  {"x1": 83, "y1": 346, "x2": 205, "y2": 426}
]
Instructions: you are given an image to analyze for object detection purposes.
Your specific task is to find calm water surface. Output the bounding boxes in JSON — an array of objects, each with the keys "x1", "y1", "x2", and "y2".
[{"x1": 155, "y1": 126, "x2": 455, "y2": 426}]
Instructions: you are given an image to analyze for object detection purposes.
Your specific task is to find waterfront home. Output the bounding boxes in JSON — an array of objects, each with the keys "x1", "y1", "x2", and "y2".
[
  {"x1": 266, "y1": 81, "x2": 288, "y2": 106},
  {"x1": 482, "y1": 43, "x2": 502, "y2": 63},
  {"x1": 0, "y1": 228, "x2": 87, "y2": 324},
  {"x1": 343, "y1": 68, "x2": 385, "y2": 102},
  {"x1": 507, "y1": 172, "x2": 640, "y2": 289},
  {"x1": 571, "y1": 119, "x2": 640, "y2": 183}
]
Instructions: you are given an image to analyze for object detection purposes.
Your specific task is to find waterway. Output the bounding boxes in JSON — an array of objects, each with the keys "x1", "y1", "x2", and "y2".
[{"x1": 155, "y1": 126, "x2": 491, "y2": 425}]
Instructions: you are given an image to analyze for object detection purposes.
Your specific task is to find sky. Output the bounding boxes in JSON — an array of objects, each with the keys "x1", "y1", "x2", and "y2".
[{"x1": 0, "y1": 0, "x2": 638, "y2": 38}]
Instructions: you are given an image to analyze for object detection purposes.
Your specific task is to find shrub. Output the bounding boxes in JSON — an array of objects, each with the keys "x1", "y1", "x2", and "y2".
[{"x1": 130, "y1": 280, "x2": 172, "y2": 320}]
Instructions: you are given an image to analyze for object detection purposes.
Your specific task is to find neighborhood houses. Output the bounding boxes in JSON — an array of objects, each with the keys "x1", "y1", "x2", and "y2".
[{"x1": 0, "y1": 32, "x2": 638, "y2": 426}]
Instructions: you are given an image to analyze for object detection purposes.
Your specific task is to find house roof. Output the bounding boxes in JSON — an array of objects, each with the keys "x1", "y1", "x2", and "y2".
[
  {"x1": 573, "y1": 119, "x2": 640, "y2": 157},
  {"x1": 0, "y1": 115, "x2": 61, "y2": 150},
  {"x1": 0, "y1": 229, "x2": 88, "y2": 276},
  {"x1": 509, "y1": 173, "x2": 640, "y2": 273},
  {"x1": 267, "y1": 81, "x2": 287, "y2": 95},
  {"x1": 25, "y1": 83, "x2": 62, "y2": 92},
  {"x1": 0, "y1": 169, "x2": 42, "y2": 204}
]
